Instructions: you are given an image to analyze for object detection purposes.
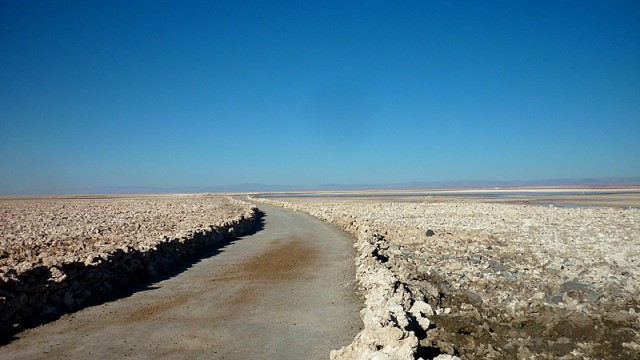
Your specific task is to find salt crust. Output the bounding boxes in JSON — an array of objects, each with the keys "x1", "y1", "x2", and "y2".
[{"x1": 255, "y1": 197, "x2": 640, "y2": 359}]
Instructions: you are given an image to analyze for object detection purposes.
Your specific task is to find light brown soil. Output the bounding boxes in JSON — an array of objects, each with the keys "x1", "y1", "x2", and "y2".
[{"x1": 237, "y1": 237, "x2": 318, "y2": 281}]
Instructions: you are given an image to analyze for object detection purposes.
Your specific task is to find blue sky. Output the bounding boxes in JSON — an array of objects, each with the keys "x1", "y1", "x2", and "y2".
[{"x1": 1, "y1": 1, "x2": 639, "y2": 194}]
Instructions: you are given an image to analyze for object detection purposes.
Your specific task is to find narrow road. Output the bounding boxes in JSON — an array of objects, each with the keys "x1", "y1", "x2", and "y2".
[{"x1": 0, "y1": 203, "x2": 362, "y2": 359}]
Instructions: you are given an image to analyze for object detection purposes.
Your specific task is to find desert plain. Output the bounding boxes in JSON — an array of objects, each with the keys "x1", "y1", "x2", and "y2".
[
  {"x1": 253, "y1": 189, "x2": 640, "y2": 359},
  {"x1": 1, "y1": 189, "x2": 639, "y2": 359}
]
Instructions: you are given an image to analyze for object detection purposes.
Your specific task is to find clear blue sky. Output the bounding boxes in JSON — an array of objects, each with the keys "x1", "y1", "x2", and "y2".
[{"x1": 1, "y1": 1, "x2": 639, "y2": 194}]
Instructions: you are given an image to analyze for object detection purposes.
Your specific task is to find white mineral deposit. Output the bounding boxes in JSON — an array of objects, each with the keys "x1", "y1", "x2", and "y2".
[
  {"x1": 255, "y1": 195, "x2": 640, "y2": 359},
  {"x1": 0, "y1": 195, "x2": 258, "y2": 333}
]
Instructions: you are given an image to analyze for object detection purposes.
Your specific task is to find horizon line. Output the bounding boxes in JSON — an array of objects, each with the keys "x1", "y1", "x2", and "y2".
[{"x1": 2, "y1": 176, "x2": 640, "y2": 196}]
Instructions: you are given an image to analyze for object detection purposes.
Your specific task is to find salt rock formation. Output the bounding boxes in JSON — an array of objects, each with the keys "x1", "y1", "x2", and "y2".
[{"x1": 0, "y1": 195, "x2": 259, "y2": 335}]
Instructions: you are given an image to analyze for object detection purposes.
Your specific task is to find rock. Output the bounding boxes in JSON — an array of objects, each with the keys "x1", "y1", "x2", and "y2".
[
  {"x1": 546, "y1": 293, "x2": 564, "y2": 305},
  {"x1": 517, "y1": 346, "x2": 534, "y2": 358},
  {"x1": 560, "y1": 281, "x2": 600, "y2": 302},
  {"x1": 469, "y1": 254, "x2": 482, "y2": 264},
  {"x1": 488, "y1": 260, "x2": 509, "y2": 272},
  {"x1": 622, "y1": 341, "x2": 640, "y2": 353},
  {"x1": 463, "y1": 290, "x2": 483, "y2": 305},
  {"x1": 502, "y1": 272, "x2": 517, "y2": 281},
  {"x1": 440, "y1": 282, "x2": 454, "y2": 294},
  {"x1": 411, "y1": 300, "x2": 434, "y2": 316},
  {"x1": 409, "y1": 300, "x2": 433, "y2": 330},
  {"x1": 41, "y1": 304, "x2": 57, "y2": 316},
  {"x1": 62, "y1": 292, "x2": 74, "y2": 308},
  {"x1": 426, "y1": 229, "x2": 435, "y2": 237}
]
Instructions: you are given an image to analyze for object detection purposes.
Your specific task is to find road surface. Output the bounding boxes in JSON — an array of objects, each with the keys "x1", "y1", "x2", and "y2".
[{"x1": 0, "y1": 202, "x2": 362, "y2": 359}]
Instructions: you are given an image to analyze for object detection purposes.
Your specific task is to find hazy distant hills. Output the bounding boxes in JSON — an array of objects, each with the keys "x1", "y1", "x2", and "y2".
[
  {"x1": 77, "y1": 177, "x2": 640, "y2": 194},
  {"x1": 315, "y1": 177, "x2": 640, "y2": 191}
]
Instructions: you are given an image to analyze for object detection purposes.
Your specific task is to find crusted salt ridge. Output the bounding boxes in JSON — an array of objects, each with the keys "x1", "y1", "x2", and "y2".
[
  {"x1": 0, "y1": 195, "x2": 260, "y2": 336},
  {"x1": 253, "y1": 197, "x2": 455, "y2": 360},
  {"x1": 0, "y1": 195, "x2": 254, "y2": 273}
]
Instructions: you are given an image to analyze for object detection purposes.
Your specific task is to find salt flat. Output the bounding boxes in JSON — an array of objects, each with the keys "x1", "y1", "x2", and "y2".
[
  {"x1": 257, "y1": 191, "x2": 640, "y2": 359},
  {"x1": 0, "y1": 194, "x2": 254, "y2": 272}
]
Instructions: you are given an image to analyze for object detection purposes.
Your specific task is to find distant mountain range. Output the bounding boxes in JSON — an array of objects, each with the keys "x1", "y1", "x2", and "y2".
[{"x1": 77, "y1": 177, "x2": 640, "y2": 194}]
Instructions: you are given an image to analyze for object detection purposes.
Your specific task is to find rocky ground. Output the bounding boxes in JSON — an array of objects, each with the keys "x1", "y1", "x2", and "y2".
[
  {"x1": 0, "y1": 194, "x2": 257, "y2": 335},
  {"x1": 0, "y1": 195, "x2": 254, "y2": 272},
  {"x1": 255, "y1": 195, "x2": 640, "y2": 359},
  {"x1": 0, "y1": 201, "x2": 360, "y2": 359}
]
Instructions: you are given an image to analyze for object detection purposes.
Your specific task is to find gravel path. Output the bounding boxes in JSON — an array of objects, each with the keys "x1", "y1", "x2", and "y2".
[{"x1": 0, "y1": 202, "x2": 362, "y2": 359}]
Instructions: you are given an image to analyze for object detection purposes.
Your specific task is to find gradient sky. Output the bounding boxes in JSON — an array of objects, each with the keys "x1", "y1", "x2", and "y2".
[{"x1": 1, "y1": 1, "x2": 639, "y2": 194}]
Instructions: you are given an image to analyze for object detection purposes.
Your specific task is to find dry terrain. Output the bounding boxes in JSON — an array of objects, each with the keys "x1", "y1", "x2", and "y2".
[
  {"x1": 4, "y1": 190, "x2": 639, "y2": 359},
  {"x1": 0, "y1": 201, "x2": 361, "y2": 359},
  {"x1": 0, "y1": 194, "x2": 258, "y2": 334},
  {"x1": 0, "y1": 194, "x2": 254, "y2": 272},
  {"x1": 255, "y1": 192, "x2": 640, "y2": 359}
]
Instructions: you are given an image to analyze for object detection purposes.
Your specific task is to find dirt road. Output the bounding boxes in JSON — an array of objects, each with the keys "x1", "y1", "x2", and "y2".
[{"x1": 0, "y1": 203, "x2": 362, "y2": 359}]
